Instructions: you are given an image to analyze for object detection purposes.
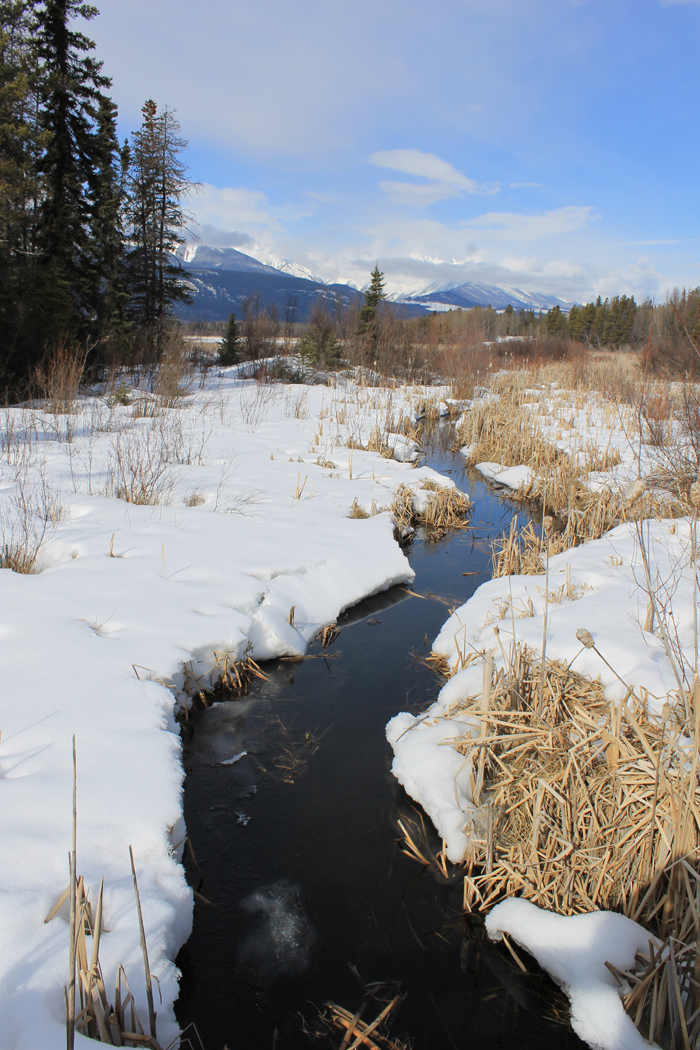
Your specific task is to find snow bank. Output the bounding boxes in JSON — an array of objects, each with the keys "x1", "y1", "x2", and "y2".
[
  {"x1": 486, "y1": 899, "x2": 656, "y2": 1050},
  {"x1": 475, "y1": 461, "x2": 535, "y2": 490},
  {"x1": 387, "y1": 665, "x2": 481, "y2": 861},
  {"x1": 0, "y1": 375, "x2": 454, "y2": 1048}
]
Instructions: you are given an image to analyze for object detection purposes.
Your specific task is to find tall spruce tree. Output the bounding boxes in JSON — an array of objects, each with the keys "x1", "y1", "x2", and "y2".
[
  {"x1": 360, "y1": 265, "x2": 386, "y2": 325},
  {"x1": 36, "y1": 0, "x2": 113, "y2": 343},
  {"x1": 218, "y1": 310, "x2": 241, "y2": 365},
  {"x1": 89, "y1": 94, "x2": 129, "y2": 339},
  {"x1": 358, "y1": 264, "x2": 386, "y2": 352},
  {"x1": 125, "y1": 100, "x2": 192, "y2": 350},
  {"x1": 0, "y1": 0, "x2": 45, "y2": 375}
]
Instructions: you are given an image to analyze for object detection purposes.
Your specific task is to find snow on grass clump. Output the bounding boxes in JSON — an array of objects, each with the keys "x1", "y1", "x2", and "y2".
[
  {"x1": 0, "y1": 371, "x2": 459, "y2": 1049},
  {"x1": 486, "y1": 900, "x2": 656, "y2": 1050}
]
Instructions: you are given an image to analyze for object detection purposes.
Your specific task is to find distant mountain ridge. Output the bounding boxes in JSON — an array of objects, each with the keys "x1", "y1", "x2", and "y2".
[
  {"x1": 394, "y1": 280, "x2": 574, "y2": 313},
  {"x1": 175, "y1": 245, "x2": 573, "y2": 321},
  {"x1": 175, "y1": 245, "x2": 364, "y2": 323}
]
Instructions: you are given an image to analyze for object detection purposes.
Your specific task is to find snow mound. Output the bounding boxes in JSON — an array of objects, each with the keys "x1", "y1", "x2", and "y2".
[{"x1": 486, "y1": 899, "x2": 656, "y2": 1050}]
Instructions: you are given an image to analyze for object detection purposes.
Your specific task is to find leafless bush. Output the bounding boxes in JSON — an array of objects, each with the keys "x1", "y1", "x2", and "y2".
[
  {"x1": 34, "y1": 343, "x2": 87, "y2": 414},
  {"x1": 634, "y1": 379, "x2": 700, "y2": 497},
  {"x1": 241, "y1": 295, "x2": 280, "y2": 360},
  {"x1": 0, "y1": 475, "x2": 63, "y2": 573},
  {"x1": 284, "y1": 390, "x2": 309, "y2": 419},
  {"x1": 106, "y1": 425, "x2": 177, "y2": 505},
  {"x1": 160, "y1": 409, "x2": 213, "y2": 465},
  {"x1": 153, "y1": 327, "x2": 195, "y2": 405},
  {"x1": 0, "y1": 407, "x2": 37, "y2": 479},
  {"x1": 220, "y1": 485, "x2": 267, "y2": 518},
  {"x1": 238, "y1": 382, "x2": 278, "y2": 431}
]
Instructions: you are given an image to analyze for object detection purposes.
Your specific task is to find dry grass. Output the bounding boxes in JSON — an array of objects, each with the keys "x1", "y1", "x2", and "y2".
[
  {"x1": 445, "y1": 647, "x2": 700, "y2": 940},
  {"x1": 438, "y1": 645, "x2": 700, "y2": 1049},
  {"x1": 457, "y1": 370, "x2": 691, "y2": 574},
  {"x1": 46, "y1": 864, "x2": 194, "y2": 1049},
  {"x1": 389, "y1": 481, "x2": 472, "y2": 539},
  {"x1": 396, "y1": 647, "x2": 700, "y2": 1046},
  {"x1": 306, "y1": 991, "x2": 409, "y2": 1050},
  {"x1": 349, "y1": 497, "x2": 370, "y2": 519},
  {"x1": 34, "y1": 343, "x2": 87, "y2": 415}
]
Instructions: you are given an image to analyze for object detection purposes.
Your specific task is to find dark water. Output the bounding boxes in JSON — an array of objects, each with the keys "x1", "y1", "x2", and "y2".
[{"x1": 175, "y1": 434, "x2": 585, "y2": 1050}]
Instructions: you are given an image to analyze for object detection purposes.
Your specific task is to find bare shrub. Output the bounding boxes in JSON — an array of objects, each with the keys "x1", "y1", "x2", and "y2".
[
  {"x1": 106, "y1": 426, "x2": 177, "y2": 505},
  {"x1": 221, "y1": 485, "x2": 267, "y2": 518},
  {"x1": 240, "y1": 295, "x2": 280, "y2": 360},
  {"x1": 34, "y1": 343, "x2": 87, "y2": 414},
  {"x1": 0, "y1": 475, "x2": 63, "y2": 573},
  {"x1": 0, "y1": 407, "x2": 37, "y2": 479},
  {"x1": 239, "y1": 382, "x2": 278, "y2": 431},
  {"x1": 153, "y1": 326, "x2": 195, "y2": 405}
]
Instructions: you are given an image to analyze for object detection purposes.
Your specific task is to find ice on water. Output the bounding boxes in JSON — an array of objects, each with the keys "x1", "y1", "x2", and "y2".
[{"x1": 237, "y1": 879, "x2": 317, "y2": 988}]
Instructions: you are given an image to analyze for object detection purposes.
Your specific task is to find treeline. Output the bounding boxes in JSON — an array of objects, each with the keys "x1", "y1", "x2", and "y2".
[
  {"x1": 544, "y1": 290, "x2": 700, "y2": 372},
  {"x1": 0, "y1": 0, "x2": 192, "y2": 395},
  {"x1": 224, "y1": 280, "x2": 700, "y2": 380}
]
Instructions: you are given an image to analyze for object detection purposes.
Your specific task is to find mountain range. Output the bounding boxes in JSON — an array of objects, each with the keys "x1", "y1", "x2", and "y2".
[
  {"x1": 393, "y1": 281, "x2": 573, "y2": 313},
  {"x1": 175, "y1": 245, "x2": 364, "y2": 323},
  {"x1": 174, "y1": 245, "x2": 573, "y2": 322}
]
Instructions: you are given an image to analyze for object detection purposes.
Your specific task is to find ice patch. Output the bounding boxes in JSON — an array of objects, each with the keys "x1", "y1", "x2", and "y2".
[
  {"x1": 221, "y1": 751, "x2": 247, "y2": 765},
  {"x1": 237, "y1": 879, "x2": 317, "y2": 988}
]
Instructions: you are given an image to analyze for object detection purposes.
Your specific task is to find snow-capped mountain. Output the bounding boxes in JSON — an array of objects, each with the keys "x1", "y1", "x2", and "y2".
[
  {"x1": 264, "y1": 258, "x2": 328, "y2": 284},
  {"x1": 176, "y1": 244, "x2": 574, "y2": 321},
  {"x1": 179, "y1": 245, "x2": 327, "y2": 285},
  {"x1": 394, "y1": 280, "x2": 574, "y2": 313},
  {"x1": 179, "y1": 244, "x2": 281, "y2": 275},
  {"x1": 174, "y1": 244, "x2": 366, "y2": 323}
]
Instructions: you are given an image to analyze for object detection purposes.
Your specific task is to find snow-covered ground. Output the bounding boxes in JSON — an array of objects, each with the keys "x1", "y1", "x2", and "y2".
[{"x1": 0, "y1": 370, "x2": 458, "y2": 1049}]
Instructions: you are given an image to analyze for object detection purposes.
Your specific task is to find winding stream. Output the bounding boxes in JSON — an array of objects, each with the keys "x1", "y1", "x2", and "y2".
[{"x1": 175, "y1": 432, "x2": 586, "y2": 1050}]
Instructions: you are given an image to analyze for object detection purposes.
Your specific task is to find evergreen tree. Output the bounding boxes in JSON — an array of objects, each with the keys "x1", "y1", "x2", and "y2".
[
  {"x1": 88, "y1": 94, "x2": 129, "y2": 339},
  {"x1": 359, "y1": 265, "x2": 386, "y2": 328},
  {"x1": 218, "y1": 310, "x2": 241, "y2": 365},
  {"x1": 0, "y1": 0, "x2": 45, "y2": 374},
  {"x1": 36, "y1": 0, "x2": 112, "y2": 341},
  {"x1": 545, "y1": 304, "x2": 568, "y2": 337},
  {"x1": 125, "y1": 100, "x2": 193, "y2": 349}
]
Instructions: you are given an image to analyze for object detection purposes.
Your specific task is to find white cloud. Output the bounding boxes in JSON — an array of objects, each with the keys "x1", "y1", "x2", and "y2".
[
  {"x1": 369, "y1": 149, "x2": 480, "y2": 191},
  {"x1": 378, "y1": 180, "x2": 462, "y2": 206},
  {"x1": 591, "y1": 256, "x2": 664, "y2": 300},
  {"x1": 464, "y1": 206, "x2": 595, "y2": 239},
  {"x1": 369, "y1": 149, "x2": 499, "y2": 205},
  {"x1": 188, "y1": 184, "x2": 278, "y2": 231}
]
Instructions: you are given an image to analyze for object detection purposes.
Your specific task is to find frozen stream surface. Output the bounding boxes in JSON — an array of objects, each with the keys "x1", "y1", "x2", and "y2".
[{"x1": 175, "y1": 434, "x2": 586, "y2": 1050}]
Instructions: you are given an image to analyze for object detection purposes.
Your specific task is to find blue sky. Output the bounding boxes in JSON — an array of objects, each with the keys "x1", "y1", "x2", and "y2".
[{"x1": 90, "y1": 0, "x2": 700, "y2": 300}]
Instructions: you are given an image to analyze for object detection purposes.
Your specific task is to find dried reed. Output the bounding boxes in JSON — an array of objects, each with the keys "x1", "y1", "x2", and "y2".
[
  {"x1": 450, "y1": 647, "x2": 700, "y2": 939},
  {"x1": 460, "y1": 375, "x2": 688, "y2": 576},
  {"x1": 389, "y1": 482, "x2": 471, "y2": 538}
]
